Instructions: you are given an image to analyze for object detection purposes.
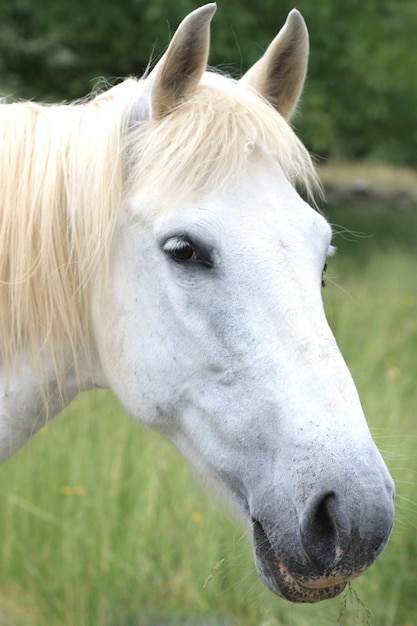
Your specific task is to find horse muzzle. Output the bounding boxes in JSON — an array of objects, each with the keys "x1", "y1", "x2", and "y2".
[{"x1": 251, "y1": 485, "x2": 395, "y2": 603}]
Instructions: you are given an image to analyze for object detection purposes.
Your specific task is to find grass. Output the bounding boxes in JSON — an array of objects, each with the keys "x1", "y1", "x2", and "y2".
[{"x1": 0, "y1": 200, "x2": 416, "y2": 625}]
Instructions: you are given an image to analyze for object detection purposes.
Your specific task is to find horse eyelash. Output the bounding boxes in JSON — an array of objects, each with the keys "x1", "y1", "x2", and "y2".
[{"x1": 162, "y1": 237, "x2": 189, "y2": 253}]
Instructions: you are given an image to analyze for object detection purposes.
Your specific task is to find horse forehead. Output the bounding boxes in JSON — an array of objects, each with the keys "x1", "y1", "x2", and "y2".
[
  {"x1": 204, "y1": 155, "x2": 316, "y2": 221},
  {"x1": 210, "y1": 173, "x2": 329, "y2": 250}
]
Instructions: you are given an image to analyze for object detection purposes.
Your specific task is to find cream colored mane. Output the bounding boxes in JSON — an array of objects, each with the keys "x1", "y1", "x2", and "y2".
[{"x1": 0, "y1": 75, "x2": 318, "y2": 378}]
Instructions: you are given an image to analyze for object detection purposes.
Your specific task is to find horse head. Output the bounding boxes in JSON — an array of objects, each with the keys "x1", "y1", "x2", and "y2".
[{"x1": 90, "y1": 5, "x2": 394, "y2": 602}]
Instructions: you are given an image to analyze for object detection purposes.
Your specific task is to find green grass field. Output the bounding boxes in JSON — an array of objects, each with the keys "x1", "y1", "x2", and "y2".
[{"x1": 0, "y1": 200, "x2": 416, "y2": 626}]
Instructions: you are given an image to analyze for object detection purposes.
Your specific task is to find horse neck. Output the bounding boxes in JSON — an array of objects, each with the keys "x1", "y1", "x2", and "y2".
[{"x1": 0, "y1": 346, "x2": 107, "y2": 463}]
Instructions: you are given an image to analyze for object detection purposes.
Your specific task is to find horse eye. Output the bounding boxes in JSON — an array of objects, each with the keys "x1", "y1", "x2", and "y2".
[
  {"x1": 171, "y1": 241, "x2": 197, "y2": 262},
  {"x1": 163, "y1": 238, "x2": 199, "y2": 263},
  {"x1": 162, "y1": 236, "x2": 213, "y2": 268}
]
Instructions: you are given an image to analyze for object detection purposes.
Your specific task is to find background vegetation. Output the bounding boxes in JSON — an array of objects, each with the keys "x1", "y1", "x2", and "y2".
[
  {"x1": 0, "y1": 0, "x2": 416, "y2": 165},
  {"x1": 0, "y1": 201, "x2": 416, "y2": 625}
]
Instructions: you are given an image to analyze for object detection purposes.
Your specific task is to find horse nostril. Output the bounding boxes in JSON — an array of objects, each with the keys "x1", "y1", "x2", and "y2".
[{"x1": 300, "y1": 491, "x2": 345, "y2": 569}]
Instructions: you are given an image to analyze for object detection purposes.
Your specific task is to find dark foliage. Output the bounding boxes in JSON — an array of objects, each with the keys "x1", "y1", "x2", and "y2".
[{"x1": 0, "y1": 0, "x2": 416, "y2": 165}]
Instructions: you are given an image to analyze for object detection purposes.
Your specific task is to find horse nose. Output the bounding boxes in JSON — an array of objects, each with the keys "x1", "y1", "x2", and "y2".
[
  {"x1": 299, "y1": 488, "x2": 394, "y2": 571},
  {"x1": 300, "y1": 491, "x2": 345, "y2": 568}
]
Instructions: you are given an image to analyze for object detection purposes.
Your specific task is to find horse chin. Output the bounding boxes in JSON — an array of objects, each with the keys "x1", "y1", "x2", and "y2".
[{"x1": 252, "y1": 519, "x2": 348, "y2": 603}]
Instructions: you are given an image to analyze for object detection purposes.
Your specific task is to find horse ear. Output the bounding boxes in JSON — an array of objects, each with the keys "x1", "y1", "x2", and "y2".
[
  {"x1": 149, "y1": 4, "x2": 216, "y2": 119},
  {"x1": 241, "y1": 10, "x2": 309, "y2": 120}
]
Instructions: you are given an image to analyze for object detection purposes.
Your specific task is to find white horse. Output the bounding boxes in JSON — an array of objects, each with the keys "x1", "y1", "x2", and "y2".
[{"x1": 0, "y1": 5, "x2": 394, "y2": 603}]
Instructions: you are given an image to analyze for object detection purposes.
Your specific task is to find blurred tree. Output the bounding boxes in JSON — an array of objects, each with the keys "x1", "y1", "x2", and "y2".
[{"x1": 0, "y1": 0, "x2": 415, "y2": 165}]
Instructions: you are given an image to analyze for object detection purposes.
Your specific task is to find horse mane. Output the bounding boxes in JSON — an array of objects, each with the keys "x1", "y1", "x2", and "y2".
[
  {"x1": 0, "y1": 74, "x2": 319, "y2": 382},
  {"x1": 0, "y1": 81, "x2": 132, "y2": 381}
]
